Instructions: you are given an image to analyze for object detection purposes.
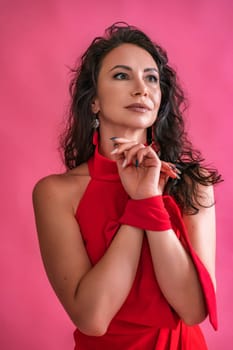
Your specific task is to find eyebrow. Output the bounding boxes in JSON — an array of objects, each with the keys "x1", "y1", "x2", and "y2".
[{"x1": 109, "y1": 65, "x2": 159, "y2": 73}]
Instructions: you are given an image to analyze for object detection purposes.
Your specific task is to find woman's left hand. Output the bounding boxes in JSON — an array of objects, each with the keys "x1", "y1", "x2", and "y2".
[{"x1": 110, "y1": 138, "x2": 179, "y2": 200}]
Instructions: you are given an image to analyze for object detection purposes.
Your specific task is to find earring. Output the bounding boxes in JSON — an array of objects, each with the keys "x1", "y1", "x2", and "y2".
[
  {"x1": 93, "y1": 117, "x2": 100, "y2": 129},
  {"x1": 92, "y1": 116, "x2": 99, "y2": 146}
]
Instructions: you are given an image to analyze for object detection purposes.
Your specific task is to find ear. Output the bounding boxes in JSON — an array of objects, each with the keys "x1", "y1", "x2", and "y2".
[{"x1": 91, "y1": 98, "x2": 100, "y2": 114}]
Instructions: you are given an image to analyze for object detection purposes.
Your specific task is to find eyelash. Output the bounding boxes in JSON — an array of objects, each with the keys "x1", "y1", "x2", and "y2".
[
  {"x1": 147, "y1": 75, "x2": 158, "y2": 83},
  {"x1": 113, "y1": 72, "x2": 128, "y2": 80},
  {"x1": 113, "y1": 72, "x2": 159, "y2": 83}
]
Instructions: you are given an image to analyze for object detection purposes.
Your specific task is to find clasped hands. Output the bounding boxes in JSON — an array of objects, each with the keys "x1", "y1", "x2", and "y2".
[{"x1": 110, "y1": 137, "x2": 181, "y2": 200}]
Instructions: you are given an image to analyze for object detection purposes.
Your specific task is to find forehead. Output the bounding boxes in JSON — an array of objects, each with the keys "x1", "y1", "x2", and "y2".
[{"x1": 100, "y1": 43, "x2": 158, "y2": 71}]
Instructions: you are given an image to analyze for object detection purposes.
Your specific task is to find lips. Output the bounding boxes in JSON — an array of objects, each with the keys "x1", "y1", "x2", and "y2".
[{"x1": 125, "y1": 103, "x2": 151, "y2": 112}]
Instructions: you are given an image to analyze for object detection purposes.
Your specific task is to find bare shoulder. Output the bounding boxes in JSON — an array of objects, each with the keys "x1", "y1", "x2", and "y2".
[{"x1": 33, "y1": 162, "x2": 90, "y2": 214}]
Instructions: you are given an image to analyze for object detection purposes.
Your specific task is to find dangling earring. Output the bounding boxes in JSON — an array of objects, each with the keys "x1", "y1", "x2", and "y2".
[
  {"x1": 93, "y1": 117, "x2": 100, "y2": 129},
  {"x1": 92, "y1": 115, "x2": 100, "y2": 146}
]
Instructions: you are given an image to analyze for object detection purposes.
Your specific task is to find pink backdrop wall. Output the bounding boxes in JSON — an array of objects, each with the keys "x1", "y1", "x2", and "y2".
[{"x1": 1, "y1": 0, "x2": 232, "y2": 348}]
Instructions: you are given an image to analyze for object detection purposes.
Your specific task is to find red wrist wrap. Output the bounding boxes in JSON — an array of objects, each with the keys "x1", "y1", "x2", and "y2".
[{"x1": 119, "y1": 196, "x2": 172, "y2": 231}]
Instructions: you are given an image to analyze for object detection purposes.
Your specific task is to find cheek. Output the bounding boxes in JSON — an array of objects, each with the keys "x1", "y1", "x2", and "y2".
[
  {"x1": 97, "y1": 94, "x2": 111, "y2": 111},
  {"x1": 98, "y1": 85, "x2": 122, "y2": 108},
  {"x1": 97, "y1": 94, "x2": 115, "y2": 116},
  {"x1": 158, "y1": 93, "x2": 162, "y2": 107}
]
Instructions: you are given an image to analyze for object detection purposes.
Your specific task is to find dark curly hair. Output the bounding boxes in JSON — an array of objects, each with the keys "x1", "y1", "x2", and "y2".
[{"x1": 60, "y1": 22, "x2": 222, "y2": 214}]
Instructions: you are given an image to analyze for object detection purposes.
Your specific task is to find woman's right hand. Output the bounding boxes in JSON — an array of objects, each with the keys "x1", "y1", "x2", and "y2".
[{"x1": 110, "y1": 137, "x2": 179, "y2": 199}]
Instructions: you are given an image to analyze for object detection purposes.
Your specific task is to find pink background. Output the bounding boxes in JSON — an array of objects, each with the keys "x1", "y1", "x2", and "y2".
[{"x1": 1, "y1": 0, "x2": 232, "y2": 349}]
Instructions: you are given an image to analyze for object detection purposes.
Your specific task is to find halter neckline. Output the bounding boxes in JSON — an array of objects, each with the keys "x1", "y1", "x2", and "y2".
[{"x1": 88, "y1": 144, "x2": 120, "y2": 182}]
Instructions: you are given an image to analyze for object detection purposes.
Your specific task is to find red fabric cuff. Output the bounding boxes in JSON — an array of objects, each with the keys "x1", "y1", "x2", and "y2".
[{"x1": 119, "y1": 196, "x2": 172, "y2": 231}]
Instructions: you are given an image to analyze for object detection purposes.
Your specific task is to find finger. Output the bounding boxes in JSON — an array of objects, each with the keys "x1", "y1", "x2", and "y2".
[
  {"x1": 110, "y1": 137, "x2": 135, "y2": 144},
  {"x1": 137, "y1": 146, "x2": 159, "y2": 166},
  {"x1": 164, "y1": 162, "x2": 181, "y2": 174},
  {"x1": 161, "y1": 162, "x2": 177, "y2": 178},
  {"x1": 161, "y1": 161, "x2": 181, "y2": 179},
  {"x1": 162, "y1": 161, "x2": 181, "y2": 178},
  {"x1": 166, "y1": 162, "x2": 182, "y2": 174},
  {"x1": 110, "y1": 141, "x2": 139, "y2": 155},
  {"x1": 122, "y1": 144, "x2": 146, "y2": 168},
  {"x1": 110, "y1": 137, "x2": 135, "y2": 149}
]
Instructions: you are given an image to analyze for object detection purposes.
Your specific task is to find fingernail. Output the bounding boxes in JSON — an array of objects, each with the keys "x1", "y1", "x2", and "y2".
[
  {"x1": 176, "y1": 174, "x2": 181, "y2": 180},
  {"x1": 169, "y1": 164, "x2": 176, "y2": 170},
  {"x1": 110, "y1": 137, "x2": 118, "y2": 140},
  {"x1": 169, "y1": 164, "x2": 181, "y2": 174},
  {"x1": 122, "y1": 159, "x2": 127, "y2": 168}
]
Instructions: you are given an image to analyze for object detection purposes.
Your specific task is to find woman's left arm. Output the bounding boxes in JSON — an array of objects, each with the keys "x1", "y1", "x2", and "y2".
[
  {"x1": 146, "y1": 184, "x2": 216, "y2": 325},
  {"x1": 111, "y1": 138, "x2": 216, "y2": 325}
]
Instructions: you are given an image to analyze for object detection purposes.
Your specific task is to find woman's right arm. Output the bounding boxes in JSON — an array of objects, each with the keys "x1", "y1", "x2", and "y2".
[{"x1": 33, "y1": 175, "x2": 143, "y2": 336}]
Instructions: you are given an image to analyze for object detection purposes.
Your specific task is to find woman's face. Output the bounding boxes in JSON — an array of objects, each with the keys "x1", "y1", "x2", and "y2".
[{"x1": 92, "y1": 43, "x2": 161, "y2": 132}]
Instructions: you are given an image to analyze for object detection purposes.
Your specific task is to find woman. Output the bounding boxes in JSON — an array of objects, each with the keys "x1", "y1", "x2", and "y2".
[{"x1": 33, "y1": 23, "x2": 222, "y2": 349}]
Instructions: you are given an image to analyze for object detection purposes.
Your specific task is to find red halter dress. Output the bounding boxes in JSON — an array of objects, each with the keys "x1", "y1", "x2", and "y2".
[{"x1": 73, "y1": 145, "x2": 217, "y2": 349}]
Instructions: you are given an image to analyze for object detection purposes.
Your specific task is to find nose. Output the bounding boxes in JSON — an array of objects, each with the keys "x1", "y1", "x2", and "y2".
[{"x1": 131, "y1": 78, "x2": 148, "y2": 97}]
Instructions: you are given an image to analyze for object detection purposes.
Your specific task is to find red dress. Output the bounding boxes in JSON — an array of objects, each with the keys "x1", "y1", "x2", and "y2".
[{"x1": 73, "y1": 145, "x2": 217, "y2": 349}]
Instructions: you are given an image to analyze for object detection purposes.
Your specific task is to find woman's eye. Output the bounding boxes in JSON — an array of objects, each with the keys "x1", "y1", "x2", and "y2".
[
  {"x1": 147, "y1": 75, "x2": 158, "y2": 83},
  {"x1": 113, "y1": 72, "x2": 128, "y2": 80}
]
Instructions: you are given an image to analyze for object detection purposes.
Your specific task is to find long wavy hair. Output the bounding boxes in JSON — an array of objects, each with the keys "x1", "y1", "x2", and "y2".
[{"x1": 60, "y1": 22, "x2": 222, "y2": 214}]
